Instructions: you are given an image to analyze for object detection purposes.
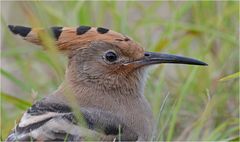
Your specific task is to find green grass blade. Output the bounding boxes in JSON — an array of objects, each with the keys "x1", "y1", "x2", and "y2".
[
  {"x1": 1, "y1": 92, "x2": 32, "y2": 110},
  {"x1": 220, "y1": 72, "x2": 240, "y2": 81},
  {"x1": 0, "y1": 68, "x2": 31, "y2": 92},
  {"x1": 167, "y1": 67, "x2": 198, "y2": 141}
]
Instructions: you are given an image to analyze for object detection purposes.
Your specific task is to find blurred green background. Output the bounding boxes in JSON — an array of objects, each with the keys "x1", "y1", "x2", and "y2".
[{"x1": 1, "y1": 1, "x2": 239, "y2": 141}]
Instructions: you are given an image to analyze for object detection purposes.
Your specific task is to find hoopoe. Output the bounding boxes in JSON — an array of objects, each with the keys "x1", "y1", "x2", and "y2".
[{"x1": 6, "y1": 25, "x2": 207, "y2": 141}]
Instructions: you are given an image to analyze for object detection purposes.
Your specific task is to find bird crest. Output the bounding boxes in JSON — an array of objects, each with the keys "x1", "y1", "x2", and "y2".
[{"x1": 8, "y1": 25, "x2": 144, "y2": 58}]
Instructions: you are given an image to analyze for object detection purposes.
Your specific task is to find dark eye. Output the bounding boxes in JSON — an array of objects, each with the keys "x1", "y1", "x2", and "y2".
[{"x1": 105, "y1": 51, "x2": 118, "y2": 62}]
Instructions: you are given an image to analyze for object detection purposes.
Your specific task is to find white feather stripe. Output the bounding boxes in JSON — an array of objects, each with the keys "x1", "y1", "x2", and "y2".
[{"x1": 18, "y1": 112, "x2": 71, "y2": 128}]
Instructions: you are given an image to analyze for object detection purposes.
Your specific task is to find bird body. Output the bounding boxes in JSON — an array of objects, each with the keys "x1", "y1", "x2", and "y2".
[{"x1": 6, "y1": 25, "x2": 207, "y2": 141}]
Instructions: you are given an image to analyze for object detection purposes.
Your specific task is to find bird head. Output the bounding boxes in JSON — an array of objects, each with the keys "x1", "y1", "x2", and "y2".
[{"x1": 8, "y1": 25, "x2": 207, "y2": 90}]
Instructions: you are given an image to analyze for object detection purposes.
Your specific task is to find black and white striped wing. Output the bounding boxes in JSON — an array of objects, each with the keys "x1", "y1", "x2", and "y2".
[{"x1": 5, "y1": 102, "x2": 100, "y2": 141}]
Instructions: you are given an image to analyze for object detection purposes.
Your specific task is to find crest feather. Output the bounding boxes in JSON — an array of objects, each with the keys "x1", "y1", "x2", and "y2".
[{"x1": 8, "y1": 25, "x2": 144, "y2": 57}]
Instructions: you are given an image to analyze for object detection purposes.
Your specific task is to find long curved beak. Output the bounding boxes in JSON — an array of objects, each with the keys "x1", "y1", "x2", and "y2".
[{"x1": 138, "y1": 52, "x2": 207, "y2": 66}]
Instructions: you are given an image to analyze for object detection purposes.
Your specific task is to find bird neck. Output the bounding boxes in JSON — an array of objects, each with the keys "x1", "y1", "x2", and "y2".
[
  {"x1": 57, "y1": 67, "x2": 147, "y2": 107},
  {"x1": 71, "y1": 70, "x2": 145, "y2": 94}
]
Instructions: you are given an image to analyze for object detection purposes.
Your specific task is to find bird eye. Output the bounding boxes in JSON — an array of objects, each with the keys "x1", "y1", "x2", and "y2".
[{"x1": 104, "y1": 51, "x2": 118, "y2": 62}]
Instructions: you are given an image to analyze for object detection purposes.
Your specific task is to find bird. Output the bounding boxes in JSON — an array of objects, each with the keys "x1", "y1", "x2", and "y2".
[{"x1": 6, "y1": 25, "x2": 207, "y2": 141}]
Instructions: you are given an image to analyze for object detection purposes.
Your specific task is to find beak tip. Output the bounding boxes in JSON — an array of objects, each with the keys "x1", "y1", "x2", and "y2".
[{"x1": 198, "y1": 62, "x2": 208, "y2": 66}]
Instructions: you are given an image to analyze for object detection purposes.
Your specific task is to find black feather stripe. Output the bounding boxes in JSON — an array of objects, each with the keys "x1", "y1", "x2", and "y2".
[
  {"x1": 76, "y1": 26, "x2": 91, "y2": 35},
  {"x1": 97, "y1": 27, "x2": 109, "y2": 34},
  {"x1": 51, "y1": 26, "x2": 63, "y2": 40},
  {"x1": 27, "y1": 102, "x2": 72, "y2": 115},
  {"x1": 52, "y1": 132, "x2": 76, "y2": 141},
  {"x1": 104, "y1": 125, "x2": 122, "y2": 135},
  {"x1": 62, "y1": 113, "x2": 78, "y2": 125},
  {"x1": 8, "y1": 25, "x2": 31, "y2": 37}
]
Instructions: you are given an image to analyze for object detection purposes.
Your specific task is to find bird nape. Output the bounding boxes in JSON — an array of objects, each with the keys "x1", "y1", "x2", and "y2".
[{"x1": 6, "y1": 25, "x2": 207, "y2": 141}]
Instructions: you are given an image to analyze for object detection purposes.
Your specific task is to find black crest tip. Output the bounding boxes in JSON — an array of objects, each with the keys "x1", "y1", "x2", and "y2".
[
  {"x1": 51, "y1": 26, "x2": 63, "y2": 40},
  {"x1": 76, "y1": 26, "x2": 91, "y2": 35},
  {"x1": 8, "y1": 25, "x2": 31, "y2": 37},
  {"x1": 8, "y1": 25, "x2": 15, "y2": 33},
  {"x1": 97, "y1": 27, "x2": 109, "y2": 34}
]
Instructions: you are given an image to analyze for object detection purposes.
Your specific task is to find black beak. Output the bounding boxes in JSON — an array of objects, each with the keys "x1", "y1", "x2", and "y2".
[{"x1": 139, "y1": 52, "x2": 207, "y2": 66}]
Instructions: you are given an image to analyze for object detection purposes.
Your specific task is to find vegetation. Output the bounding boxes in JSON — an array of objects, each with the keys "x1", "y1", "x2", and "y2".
[{"x1": 1, "y1": 1, "x2": 239, "y2": 141}]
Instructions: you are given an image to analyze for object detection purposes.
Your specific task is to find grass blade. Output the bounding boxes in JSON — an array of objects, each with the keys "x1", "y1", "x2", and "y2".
[
  {"x1": 1, "y1": 92, "x2": 32, "y2": 110},
  {"x1": 220, "y1": 72, "x2": 240, "y2": 81},
  {"x1": 0, "y1": 68, "x2": 31, "y2": 92}
]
